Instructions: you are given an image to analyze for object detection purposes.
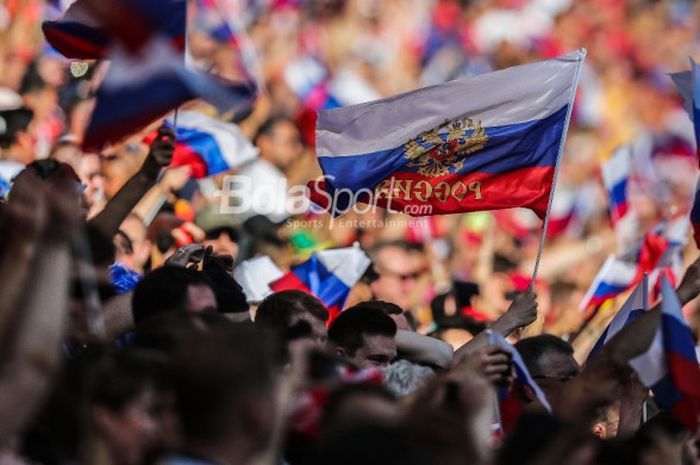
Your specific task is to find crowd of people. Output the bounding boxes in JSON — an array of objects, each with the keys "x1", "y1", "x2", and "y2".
[{"x1": 1, "y1": 0, "x2": 700, "y2": 464}]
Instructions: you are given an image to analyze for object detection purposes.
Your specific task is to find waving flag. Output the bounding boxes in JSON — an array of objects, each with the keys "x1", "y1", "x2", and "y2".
[
  {"x1": 587, "y1": 278, "x2": 648, "y2": 362},
  {"x1": 487, "y1": 330, "x2": 551, "y2": 433},
  {"x1": 42, "y1": 0, "x2": 186, "y2": 60},
  {"x1": 629, "y1": 276, "x2": 700, "y2": 431},
  {"x1": 309, "y1": 50, "x2": 586, "y2": 218},
  {"x1": 579, "y1": 255, "x2": 637, "y2": 311},
  {"x1": 269, "y1": 245, "x2": 371, "y2": 322},
  {"x1": 671, "y1": 59, "x2": 700, "y2": 248},
  {"x1": 151, "y1": 110, "x2": 259, "y2": 178},
  {"x1": 83, "y1": 40, "x2": 256, "y2": 151},
  {"x1": 233, "y1": 256, "x2": 285, "y2": 304},
  {"x1": 602, "y1": 145, "x2": 632, "y2": 225}
]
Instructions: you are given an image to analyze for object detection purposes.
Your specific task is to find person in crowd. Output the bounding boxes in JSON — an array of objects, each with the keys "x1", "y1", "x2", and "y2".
[
  {"x1": 255, "y1": 289, "x2": 328, "y2": 357},
  {"x1": 131, "y1": 267, "x2": 218, "y2": 326},
  {"x1": 0, "y1": 107, "x2": 35, "y2": 165},
  {"x1": 515, "y1": 334, "x2": 581, "y2": 414},
  {"x1": 368, "y1": 241, "x2": 426, "y2": 312},
  {"x1": 163, "y1": 326, "x2": 279, "y2": 465},
  {"x1": 328, "y1": 305, "x2": 398, "y2": 369}
]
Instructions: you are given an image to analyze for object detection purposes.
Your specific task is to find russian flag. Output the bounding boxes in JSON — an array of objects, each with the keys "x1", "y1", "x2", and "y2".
[
  {"x1": 579, "y1": 255, "x2": 638, "y2": 311},
  {"x1": 587, "y1": 278, "x2": 648, "y2": 362},
  {"x1": 269, "y1": 246, "x2": 371, "y2": 323},
  {"x1": 629, "y1": 276, "x2": 700, "y2": 431},
  {"x1": 83, "y1": 40, "x2": 256, "y2": 151},
  {"x1": 151, "y1": 110, "x2": 259, "y2": 178},
  {"x1": 601, "y1": 145, "x2": 631, "y2": 225},
  {"x1": 671, "y1": 59, "x2": 700, "y2": 248},
  {"x1": 487, "y1": 330, "x2": 551, "y2": 433},
  {"x1": 308, "y1": 50, "x2": 586, "y2": 218},
  {"x1": 42, "y1": 0, "x2": 186, "y2": 60}
]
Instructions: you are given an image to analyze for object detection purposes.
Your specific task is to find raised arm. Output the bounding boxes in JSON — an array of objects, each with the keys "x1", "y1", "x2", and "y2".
[
  {"x1": 453, "y1": 291, "x2": 538, "y2": 362},
  {"x1": 89, "y1": 126, "x2": 175, "y2": 238},
  {"x1": 0, "y1": 174, "x2": 79, "y2": 445}
]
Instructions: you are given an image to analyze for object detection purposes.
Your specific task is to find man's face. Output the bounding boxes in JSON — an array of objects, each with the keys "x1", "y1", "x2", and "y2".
[
  {"x1": 371, "y1": 246, "x2": 422, "y2": 310},
  {"x1": 530, "y1": 350, "x2": 580, "y2": 413},
  {"x1": 95, "y1": 387, "x2": 160, "y2": 465},
  {"x1": 203, "y1": 230, "x2": 239, "y2": 260},
  {"x1": 344, "y1": 333, "x2": 397, "y2": 369},
  {"x1": 258, "y1": 121, "x2": 303, "y2": 171},
  {"x1": 120, "y1": 216, "x2": 151, "y2": 272}
]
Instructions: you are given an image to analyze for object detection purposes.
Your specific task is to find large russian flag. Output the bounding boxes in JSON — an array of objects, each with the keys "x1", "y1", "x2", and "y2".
[
  {"x1": 309, "y1": 50, "x2": 586, "y2": 218},
  {"x1": 83, "y1": 39, "x2": 256, "y2": 151},
  {"x1": 269, "y1": 246, "x2": 371, "y2": 323},
  {"x1": 158, "y1": 110, "x2": 258, "y2": 178},
  {"x1": 629, "y1": 276, "x2": 700, "y2": 431},
  {"x1": 579, "y1": 255, "x2": 638, "y2": 311}
]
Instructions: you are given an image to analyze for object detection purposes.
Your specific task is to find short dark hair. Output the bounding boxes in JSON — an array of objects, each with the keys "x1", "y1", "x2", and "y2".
[
  {"x1": 255, "y1": 290, "x2": 328, "y2": 332},
  {"x1": 90, "y1": 348, "x2": 169, "y2": 412},
  {"x1": 355, "y1": 300, "x2": 404, "y2": 315},
  {"x1": 328, "y1": 304, "x2": 397, "y2": 355},
  {"x1": 253, "y1": 115, "x2": 295, "y2": 145},
  {"x1": 171, "y1": 326, "x2": 277, "y2": 443},
  {"x1": 514, "y1": 334, "x2": 574, "y2": 376},
  {"x1": 0, "y1": 107, "x2": 33, "y2": 148},
  {"x1": 132, "y1": 266, "x2": 215, "y2": 325}
]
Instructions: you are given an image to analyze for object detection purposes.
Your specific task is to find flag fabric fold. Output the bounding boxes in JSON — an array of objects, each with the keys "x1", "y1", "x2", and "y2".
[
  {"x1": 269, "y1": 246, "x2": 371, "y2": 322},
  {"x1": 629, "y1": 276, "x2": 700, "y2": 431},
  {"x1": 601, "y1": 145, "x2": 632, "y2": 226},
  {"x1": 587, "y1": 278, "x2": 648, "y2": 362},
  {"x1": 310, "y1": 50, "x2": 586, "y2": 218},
  {"x1": 671, "y1": 59, "x2": 700, "y2": 248},
  {"x1": 42, "y1": 0, "x2": 186, "y2": 60},
  {"x1": 83, "y1": 40, "x2": 256, "y2": 151},
  {"x1": 579, "y1": 255, "x2": 638, "y2": 311}
]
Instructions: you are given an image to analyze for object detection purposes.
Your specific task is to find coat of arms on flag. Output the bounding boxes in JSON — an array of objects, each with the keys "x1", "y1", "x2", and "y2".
[{"x1": 404, "y1": 117, "x2": 489, "y2": 177}]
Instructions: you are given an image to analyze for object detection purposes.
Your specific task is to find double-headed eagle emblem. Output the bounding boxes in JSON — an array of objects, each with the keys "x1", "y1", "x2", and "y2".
[{"x1": 404, "y1": 117, "x2": 488, "y2": 177}]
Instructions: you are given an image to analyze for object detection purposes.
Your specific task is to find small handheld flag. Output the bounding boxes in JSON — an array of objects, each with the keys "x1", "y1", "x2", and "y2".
[
  {"x1": 269, "y1": 245, "x2": 371, "y2": 323},
  {"x1": 579, "y1": 255, "x2": 638, "y2": 311},
  {"x1": 487, "y1": 330, "x2": 551, "y2": 432},
  {"x1": 629, "y1": 276, "x2": 700, "y2": 431},
  {"x1": 670, "y1": 59, "x2": 700, "y2": 248},
  {"x1": 147, "y1": 110, "x2": 259, "y2": 178},
  {"x1": 587, "y1": 277, "x2": 648, "y2": 362}
]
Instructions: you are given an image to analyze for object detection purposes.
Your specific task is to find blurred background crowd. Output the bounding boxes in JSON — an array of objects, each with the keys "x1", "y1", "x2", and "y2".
[{"x1": 1, "y1": 0, "x2": 700, "y2": 383}]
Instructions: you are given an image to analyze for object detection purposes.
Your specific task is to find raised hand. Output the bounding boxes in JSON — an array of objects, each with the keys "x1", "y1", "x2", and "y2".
[
  {"x1": 500, "y1": 290, "x2": 538, "y2": 330},
  {"x1": 141, "y1": 124, "x2": 176, "y2": 179}
]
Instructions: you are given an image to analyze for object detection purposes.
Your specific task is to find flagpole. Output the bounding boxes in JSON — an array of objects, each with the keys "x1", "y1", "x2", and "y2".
[
  {"x1": 529, "y1": 49, "x2": 587, "y2": 290},
  {"x1": 642, "y1": 272, "x2": 649, "y2": 310}
]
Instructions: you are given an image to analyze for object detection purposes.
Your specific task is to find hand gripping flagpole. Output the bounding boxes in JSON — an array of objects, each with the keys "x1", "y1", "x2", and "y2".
[{"x1": 529, "y1": 49, "x2": 587, "y2": 290}]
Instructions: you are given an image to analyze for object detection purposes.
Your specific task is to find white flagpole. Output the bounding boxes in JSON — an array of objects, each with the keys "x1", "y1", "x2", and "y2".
[
  {"x1": 642, "y1": 272, "x2": 649, "y2": 310},
  {"x1": 529, "y1": 49, "x2": 587, "y2": 289}
]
